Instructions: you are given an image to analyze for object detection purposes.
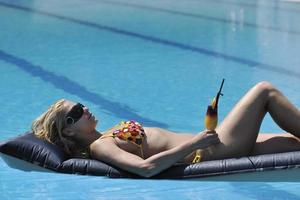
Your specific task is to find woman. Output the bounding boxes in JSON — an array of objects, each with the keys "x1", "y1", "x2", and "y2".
[{"x1": 31, "y1": 81, "x2": 300, "y2": 178}]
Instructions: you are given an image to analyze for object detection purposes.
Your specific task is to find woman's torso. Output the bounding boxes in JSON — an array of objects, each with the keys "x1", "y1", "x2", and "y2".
[{"x1": 93, "y1": 121, "x2": 196, "y2": 163}]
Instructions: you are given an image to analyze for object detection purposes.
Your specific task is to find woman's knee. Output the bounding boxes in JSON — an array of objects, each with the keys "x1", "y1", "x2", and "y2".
[
  {"x1": 254, "y1": 81, "x2": 275, "y2": 92},
  {"x1": 254, "y1": 81, "x2": 279, "y2": 96}
]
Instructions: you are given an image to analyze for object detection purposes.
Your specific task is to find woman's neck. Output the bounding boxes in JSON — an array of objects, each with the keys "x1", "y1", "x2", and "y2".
[
  {"x1": 77, "y1": 129, "x2": 102, "y2": 149},
  {"x1": 87, "y1": 129, "x2": 102, "y2": 146}
]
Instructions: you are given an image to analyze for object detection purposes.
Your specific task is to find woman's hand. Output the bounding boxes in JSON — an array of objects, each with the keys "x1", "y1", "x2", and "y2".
[{"x1": 194, "y1": 130, "x2": 221, "y2": 149}]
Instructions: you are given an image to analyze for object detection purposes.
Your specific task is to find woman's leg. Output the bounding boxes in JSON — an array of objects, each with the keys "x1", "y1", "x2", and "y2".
[
  {"x1": 202, "y1": 81, "x2": 300, "y2": 161},
  {"x1": 251, "y1": 133, "x2": 300, "y2": 155}
]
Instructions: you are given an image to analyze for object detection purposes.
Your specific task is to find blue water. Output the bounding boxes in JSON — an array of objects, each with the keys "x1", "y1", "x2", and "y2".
[{"x1": 1, "y1": 0, "x2": 300, "y2": 199}]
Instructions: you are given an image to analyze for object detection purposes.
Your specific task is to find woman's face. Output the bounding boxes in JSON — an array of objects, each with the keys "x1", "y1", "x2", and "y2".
[{"x1": 62, "y1": 100, "x2": 98, "y2": 137}]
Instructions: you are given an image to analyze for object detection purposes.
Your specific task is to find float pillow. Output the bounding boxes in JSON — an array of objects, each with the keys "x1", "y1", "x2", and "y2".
[{"x1": 1, "y1": 131, "x2": 300, "y2": 179}]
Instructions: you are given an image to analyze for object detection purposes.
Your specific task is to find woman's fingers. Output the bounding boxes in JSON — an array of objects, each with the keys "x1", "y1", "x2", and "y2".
[{"x1": 197, "y1": 130, "x2": 221, "y2": 148}]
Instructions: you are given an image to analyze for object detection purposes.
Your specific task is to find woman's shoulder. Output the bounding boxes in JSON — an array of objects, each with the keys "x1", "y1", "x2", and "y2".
[{"x1": 89, "y1": 137, "x2": 115, "y2": 159}]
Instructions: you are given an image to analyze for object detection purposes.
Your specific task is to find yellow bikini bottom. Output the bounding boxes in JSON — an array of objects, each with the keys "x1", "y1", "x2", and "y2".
[{"x1": 192, "y1": 149, "x2": 203, "y2": 164}]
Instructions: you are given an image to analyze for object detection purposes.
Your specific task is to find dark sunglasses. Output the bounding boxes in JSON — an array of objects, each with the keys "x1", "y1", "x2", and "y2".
[{"x1": 66, "y1": 103, "x2": 85, "y2": 125}]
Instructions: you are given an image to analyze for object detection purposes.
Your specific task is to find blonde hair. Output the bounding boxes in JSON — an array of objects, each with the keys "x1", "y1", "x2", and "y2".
[{"x1": 31, "y1": 99, "x2": 88, "y2": 157}]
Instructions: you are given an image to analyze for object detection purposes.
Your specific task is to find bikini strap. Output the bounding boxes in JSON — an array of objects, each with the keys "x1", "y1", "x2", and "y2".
[
  {"x1": 140, "y1": 147, "x2": 144, "y2": 159},
  {"x1": 99, "y1": 122, "x2": 124, "y2": 140},
  {"x1": 192, "y1": 149, "x2": 202, "y2": 163},
  {"x1": 99, "y1": 132, "x2": 114, "y2": 139}
]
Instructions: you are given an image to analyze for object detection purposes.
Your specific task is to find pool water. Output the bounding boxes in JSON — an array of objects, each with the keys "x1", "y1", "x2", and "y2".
[{"x1": 1, "y1": 0, "x2": 300, "y2": 199}]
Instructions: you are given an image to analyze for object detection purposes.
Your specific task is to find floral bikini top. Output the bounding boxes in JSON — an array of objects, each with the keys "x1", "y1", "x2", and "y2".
[{"x1": 99, "y1": 120, "x2": 146, "y2": 159}]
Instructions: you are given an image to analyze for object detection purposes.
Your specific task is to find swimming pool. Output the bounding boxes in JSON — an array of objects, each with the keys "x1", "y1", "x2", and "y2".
[{"x1": 1, "y1": 0, "x2": 300, "y2": 199}]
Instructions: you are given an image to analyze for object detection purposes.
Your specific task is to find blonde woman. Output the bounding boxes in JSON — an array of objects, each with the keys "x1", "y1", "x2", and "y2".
[{"x1": 32, "y1": 81, "x2": 300, "y2": 178}]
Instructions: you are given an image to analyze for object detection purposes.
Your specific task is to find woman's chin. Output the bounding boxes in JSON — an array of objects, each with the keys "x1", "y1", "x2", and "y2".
[{"x1": 93, "y1": 120, "x2": 98, "y2": 129}]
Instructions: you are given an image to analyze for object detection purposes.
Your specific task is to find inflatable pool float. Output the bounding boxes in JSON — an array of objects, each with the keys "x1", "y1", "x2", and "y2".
[{"x1": 1, "y1": 131, "x2": 300, "y2": 181}]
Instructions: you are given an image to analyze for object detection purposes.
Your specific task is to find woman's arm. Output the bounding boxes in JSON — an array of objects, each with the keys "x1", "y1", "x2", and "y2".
[
  {"x1": 90, "y1": 130, "x2": 219, "y2": 178},
  {"x1": 143, "y1": 130, "x2": 219, "y2": 177}
]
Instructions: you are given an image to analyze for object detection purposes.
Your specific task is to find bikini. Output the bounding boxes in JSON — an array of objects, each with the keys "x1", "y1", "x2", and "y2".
[
  {"x1": 99, "y1": 120, "x2": 146, "y2": 159},
  {"x1": 192, "y1": 149, "x2": 203, "y2": 164},
  {"x1": 96, "y1": 119, "x2": 202, "y2": 163}
]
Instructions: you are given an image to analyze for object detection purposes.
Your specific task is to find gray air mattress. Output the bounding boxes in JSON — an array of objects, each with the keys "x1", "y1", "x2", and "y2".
[{"x1": 1, "y1": 131, "x2": 300, "y2": 179}]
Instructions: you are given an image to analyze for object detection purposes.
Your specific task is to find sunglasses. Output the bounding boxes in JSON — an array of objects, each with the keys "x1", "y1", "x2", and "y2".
[{"x1": 66, "y1": 103, "x2": 85, "y2": 125}]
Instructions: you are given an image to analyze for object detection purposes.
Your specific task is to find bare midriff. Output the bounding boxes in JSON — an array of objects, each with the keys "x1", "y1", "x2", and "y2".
[{"x1": 102, "y1": 125, "x2": 200, "y2": 164}]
